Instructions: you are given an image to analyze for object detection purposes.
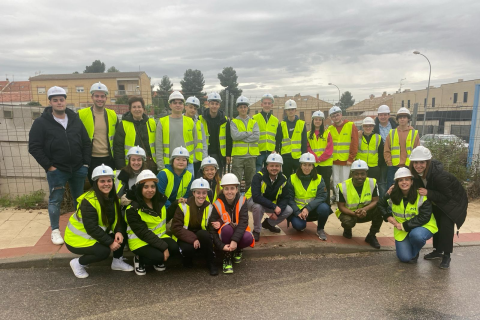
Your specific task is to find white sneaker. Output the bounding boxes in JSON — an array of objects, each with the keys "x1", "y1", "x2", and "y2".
[
  {"x1": 111, "y1": 257, "x2": 134, "y2": 272},
  {"x1": 70, "y1": 258, "x2": 89, "y2": 278},
  {"x1": 51, "y1": 229, "x2": 64, "y2": 245}
]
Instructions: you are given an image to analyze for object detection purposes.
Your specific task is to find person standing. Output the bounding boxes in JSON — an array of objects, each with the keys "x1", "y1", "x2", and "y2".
[
  {"x1": 184, "y1": 96, "x2": 208, "y2": 177},
  {"x1": 356, "y1": 117, "x2": 383, "y2": 182},
  {"x1": 253, "y1": 93, "x2": 279, "y2": 172},
  {"x1": 79, "y1": 82, "x2": 118, "y2": 185},
  {"x1": 29, "y1": 86, "x2": 91, "y2": 245}
]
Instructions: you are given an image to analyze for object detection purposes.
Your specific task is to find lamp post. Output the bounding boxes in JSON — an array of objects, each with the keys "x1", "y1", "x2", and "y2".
[
  {"x1": 328, "y1": 82, "x2": 341, "y2": 104},
  {"x1": 413, "y1": 50, "x2": 431, "y2": 137}
]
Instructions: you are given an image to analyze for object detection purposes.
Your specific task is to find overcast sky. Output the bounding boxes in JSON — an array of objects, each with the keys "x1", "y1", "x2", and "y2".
[{"x1": 2, "y1": 0, "x2": 479, "y2": 102}]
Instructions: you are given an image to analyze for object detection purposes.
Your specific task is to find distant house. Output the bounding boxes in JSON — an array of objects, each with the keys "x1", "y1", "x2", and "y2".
[{"x1": 0, "y1": 80, "x2": 32, "y2": 105}]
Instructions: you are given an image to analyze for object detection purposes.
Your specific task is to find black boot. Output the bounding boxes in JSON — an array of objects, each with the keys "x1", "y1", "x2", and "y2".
[
  {"x1": 343, "y1": 228, "x2": 352, "y2": 239},
  {"x1": 182, "y1": 257, "x2": 193, "y2": 268},
  {"x1": 424, "y1": 250, "x2": 443, "y2": 260},
  {"x1": 408, "y1": 253, "x2": 420, "y2": 264},
  {"x1": 208, "y1": 260, "x2": 219, "y2": 276},
  {"x1": 252, "y1": 231, "x2": 260, "y2": 242},
  {"x1": 262, "y1": 219, "x2": 281, "y2": 233},
  {"x1": 439, "y1": 254, "x2": 451, "y2": 269},
  {"x1": 365, "y1": 233, "x2": 380, "y2": 249}
]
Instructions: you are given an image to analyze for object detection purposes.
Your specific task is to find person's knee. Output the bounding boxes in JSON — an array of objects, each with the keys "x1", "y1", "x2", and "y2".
[
  {"x1": 251, "y1": 203, "x2": 264, "y2": 214},
  {"x1": 283, "y1": 205, "x2": 293, "y2": 216},
  {"x1": 291, "y1": 217, "x2": 306, "y2": 231},
  {"x1": 316, "y1": 203, "x2": 331, "y2": 218},
  {"x1": 242, "y1": 232, "x2": 254, "y2": 246},
  {"x1": 196, "y1": 230, "x2": 211, "y2": 242},
  {"x1": 340, "y1": 215, "x2": 356, "y2": 229},
  {"x1": 97, "y1": 245, "x2": 111, "y2": 260},
  {"x1": 397, "y1": 252, "x2": 411, "y2": 263},
  {"x1": 409, "y1": 228, "x2": 430, "y2": 245}
]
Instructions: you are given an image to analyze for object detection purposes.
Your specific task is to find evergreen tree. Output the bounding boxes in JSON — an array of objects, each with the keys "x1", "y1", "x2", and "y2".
[{"x1": 84, "y1": 60, "x2": 106, "y2": 73}]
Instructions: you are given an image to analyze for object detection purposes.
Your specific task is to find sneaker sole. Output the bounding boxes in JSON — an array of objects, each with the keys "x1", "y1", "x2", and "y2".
[
  {"x1": 233, "y1": 260, "x2": 242, "y2": 264},
  {"x1": 135, "y1": 270, "x2": 147, "y2": 276},
  {"x1": 70, "y1": 260, "x2": 89, "y2": 279},
  {"x1": 51, "y1": 239, "x2": 64, "y2": 245},
  {"x1": 223, "y1": 269, "x2": 233, "y2": 274},
  {"x1": 111, "y1": 266, "x2": 134, "y2": 272},
  {"x1": 154, "y1": 266, "x2": 166, "y2": 271},
  {"x1": 424, "y1": 256, "x2": 443, "y2": 260}
]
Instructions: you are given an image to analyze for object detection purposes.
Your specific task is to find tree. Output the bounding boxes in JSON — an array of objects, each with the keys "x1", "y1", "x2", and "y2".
[
  {"x1": 84, "y1": 60, "x2": 106, "y2": 73},
  {"x1": 180, "y1": 69, "x2": 205, "y2": 104},
  {"x1": 338, "y1": 91, "x2": 355, "y2": 113},
  {"x1": 107, "y1": 66, "x2": 119, "y2": 73},
  {"x1": 72, "y1": 71, "x2": 79, "y2": 74},
  {"x1": 116, "y1": 95, "x2": 129, "y2": 105},
  {"x1": 151, "y1": 75, "x2": 174, "y2": 118},
  {"x1": 159, "y1": 75, "x2": 173, "y2": 93},
  {"x1": 26, "y1": 101, "x2": 42, "y2": 106},
  {"x1": 218, "y1": 67, "x2": 243, "y2": 117}
]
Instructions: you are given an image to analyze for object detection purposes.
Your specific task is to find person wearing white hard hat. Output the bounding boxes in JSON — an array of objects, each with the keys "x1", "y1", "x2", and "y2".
[
  {"x1": 373, "y1": 105, "x2": 397, "y2": 199},
  {"x1": 113, "y1": 96, "x2": 157, "y2": 173},
  {"x1": 384, "y1": 107, "x2": 419, "y2": 189},
  {"x1": 79, "y1": 82, "x2": 118, "y2": 185},
  {"x1": 125, "y1": 170, "x2": 179, "y2": 275},
  {"x1": 327, "y1": 105, "x2": 359, "y2": 203},
  {"x1": 171, "y1": 178, "x2": 218, "y2": 276},
  {"x1": 155, "y1": 90, "x2": 197, "y2": 176},
  {"x1": 356, "y1": 117, "x2": 384, "y2": 182},
  {"x1": 201, "y1": 156, "x2": 223, "y2": 203},
  {"x1": 114, "y1": 146, "x2": 147, "y2": 207},
  {"x1": 246, "y1": 153, "x2": 292, "y2": 242},
  {"x1": 184, "y1": 96, "x2": 208, "y2": 177},
  {"x1": 307, "y1": 110, "x2": 334, "y2": 205},
  {"x1": 230, "y1": 96, "x2": 260, "y2": 192},
  {"x1": 209, "y1": 173, "x2": 254, "y2": 274},
  {"x1": 287, "y1": 153, "x2": 333, "y2": 241},
  {"x1": 334, "y1": 160, "x2": 383, "y2": 248},
  {"x1": 198, "y1": 92, "x2": 232, "y2": 176},
  {"x1": 378, "y1": 167, "x2": 437, "y2": 263},
  {"x1": 275, "y1": 99, "x2": 308, "y2": 176},
  {"x1": 408, "y1": 146, "x2": 468, "y2": 269},
  {"x1": 65, "y1": 164, "x2": 134, "y2": 278},
  {"x1": 29, "y1": 86, "x2": 91, "y2": 245},
  {"x1": 253, "y1": 93, "x2": 279, "y2": 172}
]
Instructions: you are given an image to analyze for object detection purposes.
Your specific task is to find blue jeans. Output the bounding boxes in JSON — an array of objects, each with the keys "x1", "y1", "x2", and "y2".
[
  {"x1": 291, "y1": 203, "x2": 332, "y2": 231},
  {"x1": 255, "y1": 151, "x2": 269, "y2": 173},
  {"x1": 395, "y1": 227, "x2": 433, "y2": 262},
  {"x1": 46, "y1": 166, "x2": 88, "y2": 230},
  {"x1": 378, "y1": 164, "x2": 388, "y2": 199},
  {"x1": 386, "y1": 166, "x2": 400, "y2": 190}
]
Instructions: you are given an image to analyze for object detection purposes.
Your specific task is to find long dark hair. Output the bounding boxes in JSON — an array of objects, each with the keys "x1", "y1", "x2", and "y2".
[
  {"x1": 309, "y1": 118, "x2": 325, "y2": 140},
  {"x1": 409, "y1": 159, "x2": 431, "y2": 181},
  {"x1": 137, "y1": 181, "x2": 162, "y2": 213},
  {"x1": 91, "y1": 179, "x2": 121, "y2": 227},
  {"x1": 122, "y1": 157, "x2": 147, "y2": 179},
  {"x1": 390, "y1": 178, "x2": 418, "y2": 205},
  {"x1": 203, "y1": 168, "x2": 222, "y2": 197},
  {"x1": 296, "y1": 164, "x2": 319, "y2": 180}
]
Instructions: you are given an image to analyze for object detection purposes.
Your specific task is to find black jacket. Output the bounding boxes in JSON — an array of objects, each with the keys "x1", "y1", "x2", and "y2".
[
  {"x1": 287, "y1": 173, "x2": 328, "y2": 217},
  {"x1": 250, "y1": 168, "x2": 290, "y2": 211},
  {"x1": 201, "y1": 109, "x2": 232, "y2": 156},
  {"x1": 413, "y1": 160, "x2": 468, "y2": 228},
  {"x1": 275, "y1": 115, "x2": 308, "y2": 155},
  {"x1": 29, "y1": 107, "x2": 91, "y2": 172},
  {"x1": 373, "y1": 116, "x2": 397, "y2": 136},
  {"x1": 378, "y1": 193, "x2": 433, "y2": 233},
  {"x1": 113, "y1": 112, "x2": 154, "y2": 170},
  {"x1": 80, "y1": 191, "x2": 123, "y2": 247},
  {"x1": 125, "y1": 185, "x2": 170, "y2": 252}
]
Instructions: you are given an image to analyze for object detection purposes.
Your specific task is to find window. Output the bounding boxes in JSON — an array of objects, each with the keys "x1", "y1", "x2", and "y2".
[
  {"x1": 3, "y1": 110, "x2": 13, "y2": 119},
  {"x1": 453, "y1": 93, "x2": 458, "y2": 103},
  {"x1": 432, "y1": 97, "x2": 435, "y2": 108},
  {"x1": 407, "y1": 100, "x2": 410, "y2": 108},
  {"x1": 76, "y1": 86, "x2": 84, "y2": 93},
  {"x1": 255, "y1": 110, "x2": 258, "y2": 114},
  {"x1": 300, "y1": 111, "x2": 305, "y2": 120},
  {"x1": 464, "y1": 92, "x2": 468, "y2": 103},
  {"x1": 37, "y1": 87, "x2": 46, "y2": 94},
  {"x1": 61, "y1": 87, "x2": 68, "y2": 93},
  {"x1": 401, "y1": 100, "x2": 404, "y2": 108},
  {"x1": 110, "y1": 99, "x2": 116, "y2": 103},
  {"x1": 32, "y1": 111, "x2": 41, "y2": 120}
]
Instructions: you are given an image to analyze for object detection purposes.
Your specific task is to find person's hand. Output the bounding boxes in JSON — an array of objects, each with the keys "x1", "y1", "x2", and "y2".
[
  {"x1": 229, "y1": 241, "x2": 237, "y2": 251},
  {"x1": 226, "y1": 157, "x2": 231, "y2": 165},
  {"x1": 271, "y1": 151, "x2": 277, "y2": 154},
  {"x1": 346, "y1": 161, "x2": 353, "y2": 165},
  {"x1": 223, "y1": 244, "x2": 231, "y2": 251},
  {"x1": 178, "y1": 197, "x2": 187, "y2": 204},
  {"x1": 395, "y1": 222, "x2": 403, "y2": 230},
  {"x1": 109, "y1": 241, "x2": 121, "y2": 251},
  {"x1": 193, "y1": 240, "x2": 200, "y2": 249},
  {"x1": 211, "y1": 221, "x2": 221, "y2": 229},
  {"x1": 274, "y1": 206, "x2": 282, "y2": 215},
  {"x1": 387, "y1": 185, "x2": 394, "y2": 195},
  {"x1": 48, "y1": 166, "x2": 57, "y2": 172},
  {"x1": 114, "y1": 232, "x2": 123, "y2": 244},
  {"x1": 269, "y1": 213, "x2": 278, "y2": 221},
  {"x1": 418, "y1": 188, "x2": 428, "y2": 196},
  {"x1": 120, "y1": 194, "x2": 132, "y2": 206},
  {"x1": 299, "y1": 208, "x2": 308, "y2": 220},
  {"x1": 387, "y1": 216, "x2": 396, "y2": 225},
  {"x1": 164, "y1": 249, "x2": 170, "y2": 261}
]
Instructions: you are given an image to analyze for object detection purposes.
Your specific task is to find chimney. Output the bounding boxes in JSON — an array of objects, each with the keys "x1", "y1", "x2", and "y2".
[
  {"x1": 369, "y1": 94, "x2": 375, "y2": 99},
  {"x1": 458, "y1": 79, "x2": 463, "y2": 82}
]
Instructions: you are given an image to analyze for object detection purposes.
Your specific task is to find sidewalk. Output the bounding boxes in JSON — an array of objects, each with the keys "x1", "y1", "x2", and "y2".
[{"x1": 1, "y1": 200, "x2": 480, "y2": 268}]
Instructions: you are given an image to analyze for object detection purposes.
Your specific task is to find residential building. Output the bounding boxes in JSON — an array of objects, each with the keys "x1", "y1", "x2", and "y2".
[{"x1": 0, "y1": 80, "x2": 32, "y2": 105}]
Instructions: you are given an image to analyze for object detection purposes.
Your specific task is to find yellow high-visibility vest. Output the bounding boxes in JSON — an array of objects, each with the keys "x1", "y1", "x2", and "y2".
[
  {"x1": 307, "y1": 130, "x2": 333, "y2": 167},
  {"x1": 245, "y1": 171, "x2": 287, "y2": 203},
  {"x1": 280, "y1": 120, "x2": 305, "y2": 159},
  {"x1": 389, "y1": 129, "x2": 418, "y2": 166},
  {"x1": 290, "y1": 173, "x2": 323, "y2": 208},
  {"x1": 194, "y1": 119, "x2": 204, "y2": 161},
  {"x1": 122, "y1": 118, "x2": 156, "y2": 166},
  {"x1": 356, "y1": 133, "x2": 381, "y2": 167},
  {"x1": 231, "y1": 118, "x2": 260, "y2": 156},
  {"x1": 328, "y1": 122, "x2": 353, "y2": 162},
  {"x1": 198, "y1": 115, "x2": 227, "y2": 157},
  {"x1": 161, "y1": 169, "x2": 192, "y2": 200},
  {"x1": 253, "y1": 113, "x2": 279, "y2": 152},
  {"x1": 79, "y1": 107, "x2": 117, "y2": 155},
  {"x1": 335, "y1": 178, "x2": 376, "y2": 218},
  {"x1": 172, "y1": 203, "x2": 214, "y2": 242},
  {"x1": 159, "y1": 116, "x2": 195, "y2": 164}
]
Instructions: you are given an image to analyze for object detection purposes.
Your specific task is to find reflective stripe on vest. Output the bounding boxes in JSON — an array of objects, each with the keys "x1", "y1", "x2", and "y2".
[
  {"x1": 122, "y1": 118, "x2": 156, "y2": 165},
  {"x1": 199, "y1": 115, "x2": 228, "y2": 157},
  {"x1": 334, "y1": 178, "x2": 376, "y2": 218},
  {"x1": 179, "y1": 203, "x2": 213, "y2": 230},
  {"x1": 125, "y1": 204, "x2": 170, "y2": 251},
  {"x1": 194, "y1": 119, "x2": 204, "y2": 161},
  {"x1": 290, "y1": 173, "x2": 323, "y2": 208},
  {"x1": 159, "y1": 116, "x2": 195, "y2": 165},
  {"x1": 162, "y1": 169, "x2": 192, "y2": 200},
  {"x1": 388, "y1": 193, "x2": 438, "y2": 241},
  {"x1": 389, "y1": 129, "x2": 418, "y2": 166},
  {"x1": 78, "y1": 107, "x2": 117, "y2": 155},
  {"x1": 328, "y1": 121, "x2": 353, "y2": 162},
  {"x1": 307, "y1": 130, "x2": 333, "y2": 167},
  {"x1": 245, "y1": 171, "x2": 287, "y2": 203},
  {"x1": 231, "y1": 118, "x2": 260, "y2": 156},
  {"x1": 253, "y1": 113, "x2": 279, "y2": 152},
  {"x1": 280, "y1": 120, "x2": 305, "y2": 159},
  {"x1": 356, "y1": 134, "x2": 380, "y2": 167}
]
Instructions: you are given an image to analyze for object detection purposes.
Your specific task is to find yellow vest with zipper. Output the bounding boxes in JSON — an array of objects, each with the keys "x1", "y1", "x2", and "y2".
[
  {"x1": 335, "y1": 178, "x2": 376, "y2": 218},
  {"x1": 389, "y1": 129, "x2": 418, "y2": 166},
  {"x1": 194, "y1": 119, "x2": 204, "y2": 161},
  {"x1": 280, "y1": 120, "x2": 304, "y2": 159},
  {"x1": 253, "y1": 113, "x2": 279, "y2": 152},
  {"x1": 231, "y1": 118, "x2": 260, "y2": 156},
  {"x1": 199, "y1": 115, "x2": 228, "y2": 157},
  {"x1": 245, "y1": 171, "x2": 287, "y2": 203},
  {"x1": 161, "y1": 169, "x2": 192, "y2": 200},
  {"x1": 159, "y1": 116, "x2": 195, "y2": 165},
  {"x1": 79, "y1": 107, "x2": 117, "y2": 155},
  {"x1": 125, "y1": 204, "x2": 170, "y2": 251},
  {"x1": 328, "y1": 121, "x2": 353, "y2": 162},
  {"x1": 122, "y1": 118, "x2": 156, "y2": 166},
  {"x1": 172, "y1": 203, "x2": 214, "y2": 241},
  {"x1": 290, "y1": 173, "x2": 323, "y2": 208},
  {"x1": 307, "y1": 130, "x2": 333, "y2": 167},
  {"x1": 356, "y1": 133, "x2": 381, "y2": 167}
]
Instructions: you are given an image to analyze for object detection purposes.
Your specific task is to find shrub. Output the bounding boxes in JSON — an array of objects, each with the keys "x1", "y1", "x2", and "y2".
[{"x1": 0, "y1": 190, "x2": 47, "y2": 209}]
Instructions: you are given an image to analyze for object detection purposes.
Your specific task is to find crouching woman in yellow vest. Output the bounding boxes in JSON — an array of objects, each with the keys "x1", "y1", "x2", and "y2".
[
  {"x1": 125, "y1": 169, "x2": 179, "y2": 276},
  {"x1": 65, "y1": 164, "x2": 134, "y2": 279},
  {"x1": 378, "y1": 167, "x2": 437, "y2": 263}
]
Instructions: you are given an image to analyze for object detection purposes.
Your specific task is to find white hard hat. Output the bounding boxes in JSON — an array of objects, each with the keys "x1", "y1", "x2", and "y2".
[
  {"x1": 135, "y1": 169, "x2": 158, "y2": 185},
  {"x1": 90, "y1": 82, "x2": 109, "y2": 95},
  {"x1": 329, "y1": 106, "x2": 342, "y2": 116},
  {"x1": 350, "y1": 160, "x2": 369, "y2": 171},
  {"x1": 312, "y1": 111, "x2": 325, "y2": 119},
  {"x1": 126, "y1": 146, "x2": 146, "y2": 161},
  {"x1": 168, "y1": 91, "x2": 185, "y2": 104},
  {"x1": 397, "y1": 107, "x2": 411, "y2": 116},
  {"x1": 191, "y1": 178, "x2": 211, "y2": 191},
  {"x1": 220, "y1": 173, "x2": 240, "y2": 186},
  {"x1": 91, "y1": 164, "x2": 115, "y2": 181},
  {"x1": 201, "y1": 156, "x2": 219, "y2": 169},
  {"x1": 284, "y1": 99, "x2": 297, "y2": 110},
  {"x1": 299, "y1": 153, "x2": 316, "y2": 164},
  {"x1": 171, "y1": 146, "x2": 189, "y2": 160},
  {"x1": 362, "y1": 117, "x2": 375, "y2": 126},
  {"x1": 185, "y1": 96, "x2": 200, "y2": 107},
  {"x1": 47, "y1": 86, "x2": 67, "y2": 99},
  {"x1": 409, "y1": 146, "x2": 432, "y2": 161},
  {"x1": 261, "y1": 93, "x2": 275, "y2": 103},
  {"x1": 207, "y1": 92, "x2": 222, "y2": 102},
  {"x1": 236, "y1": 96, "x2": 249, "y2": 106},
  {"x1": 266, "y1": 153, "x2": 283, "y2": 164},
  {"x1": 394, "y1": 167, "x2": 413, "y2": 180},
  {"x1": 377, "y1": 105, "x2": 390, "y2": 114}
]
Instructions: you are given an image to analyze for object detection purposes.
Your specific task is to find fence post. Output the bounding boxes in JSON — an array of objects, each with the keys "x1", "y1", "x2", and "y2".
[
  {"x1": 230, "y1": 93, "x2": 234, "y2": 119},
  {"x1": 225, "y1": 90, "x2": 229, "y2": 118},
  {"x1": 412, "y1": 103, "x2": 419, "y2": 128},
  {"x1": 467, "y1": 84, "x2": 480, "y2": 167}
]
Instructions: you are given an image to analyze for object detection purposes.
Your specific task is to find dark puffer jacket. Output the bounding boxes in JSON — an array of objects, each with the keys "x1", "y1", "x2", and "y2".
[{"x1": 413, "y1": 160, "x2": 468, "y2": 228}]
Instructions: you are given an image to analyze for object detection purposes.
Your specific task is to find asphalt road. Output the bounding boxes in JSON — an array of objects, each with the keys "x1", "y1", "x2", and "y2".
[{"x1": 1, "y1": 247, "x2": 480, "y2": 320}]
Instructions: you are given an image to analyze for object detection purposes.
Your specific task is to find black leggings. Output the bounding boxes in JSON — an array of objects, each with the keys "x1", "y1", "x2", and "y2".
[
  {"x1": 66, "y1": 233, "x2": 125, "y2": 266},
  {"x1": 132, "y1": 238, "x2": 179, "y2": 265},
  {"x1": 177, "y1": 230, "x2": 215, "y2": 261},
  {"x1": 316, "y1": 166, "x2": 332, "y2": 205},
  {"x1": 432, "y1": 205, "x2": 455, "y2": 254}
]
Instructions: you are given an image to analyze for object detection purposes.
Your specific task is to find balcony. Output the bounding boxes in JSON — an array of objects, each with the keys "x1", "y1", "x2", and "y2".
[{"x1": 115, "y1": 90, "x2": 141, "y2": 97}]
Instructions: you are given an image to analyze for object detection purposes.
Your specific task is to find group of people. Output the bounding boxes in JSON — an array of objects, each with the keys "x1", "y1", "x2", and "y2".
[{"x1": 28, "y1": 83, "x2": 468, "y2": 279}]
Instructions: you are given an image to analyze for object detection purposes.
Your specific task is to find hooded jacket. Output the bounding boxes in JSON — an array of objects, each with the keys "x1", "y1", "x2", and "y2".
[
  {"x1": 373, "y1": 116, "x2": 398, "y2": 137},
  {"x1": 383, "y1": 125, "x2": 420, "y2": 166},
  {"x1": 29, "y1": 107, "x2": 91, "y2": 172},
  {"x1": 201, "y1": 108, "x2": 232, "y2": 156},
  {"x1": 171, "y1": 196, "x2": 211, "y2": 244},
  {"x1": 250, "y1": 167, "x2": 290, "y2": 211}
]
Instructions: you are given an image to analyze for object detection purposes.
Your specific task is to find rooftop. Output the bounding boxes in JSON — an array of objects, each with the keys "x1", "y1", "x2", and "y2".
[{"x1": 29, "y1": 72, "x2": 147, "y2": 81}]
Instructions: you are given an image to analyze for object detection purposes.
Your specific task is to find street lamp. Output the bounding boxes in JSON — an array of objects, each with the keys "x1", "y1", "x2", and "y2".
[
  {"x1": 328, "y1": 83, "x2": 341, "y2": 104},
  {"x1": 413, "y1": 50, "x2": 431, "y2": 137}
]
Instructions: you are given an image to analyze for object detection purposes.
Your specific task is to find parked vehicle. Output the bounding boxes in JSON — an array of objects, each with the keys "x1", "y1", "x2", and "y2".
[{"x1": 420, "y1": 134, "x2": 469, "y2": 148}]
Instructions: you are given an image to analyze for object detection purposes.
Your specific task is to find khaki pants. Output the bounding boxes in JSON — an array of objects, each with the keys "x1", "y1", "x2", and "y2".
[
  {"x1": 338, "y1": 207, "x2": 383, "y2": 234},
  {"x1": 232, "y1": 157, "x2": 256, "y2": 192}
]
